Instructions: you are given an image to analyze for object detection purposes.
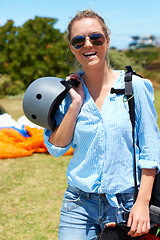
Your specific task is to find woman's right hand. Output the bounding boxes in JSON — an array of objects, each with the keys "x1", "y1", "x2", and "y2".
[{"x1": 66, "y1": 74, "x2": 85, "y2": 110}]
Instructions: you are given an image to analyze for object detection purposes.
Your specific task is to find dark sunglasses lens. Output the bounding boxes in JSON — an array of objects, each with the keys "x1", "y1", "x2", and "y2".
[
  {"x1": 90, "y1": 33, "x2": 105, "y2": 46},
  {"x1": 71, "y1": 36, "x2": 85, "y2": 49}
]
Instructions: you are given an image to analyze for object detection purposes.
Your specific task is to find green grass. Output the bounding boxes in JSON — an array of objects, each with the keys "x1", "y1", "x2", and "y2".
[
  {"x1": 0, "y1": 89, "x2": 160, "y2": 239},
  {"x1": 0, "y1": 96, "x2": 70, "y2": 239},
  {"x1": 154, "y1": 89, "x2": 160, "y2": 127},
  {"x1": 0, "y1": 153, "x2": 70, "y2": 240}
]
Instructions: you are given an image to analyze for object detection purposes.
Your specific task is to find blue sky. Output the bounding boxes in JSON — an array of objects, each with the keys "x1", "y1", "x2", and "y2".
[{"x1": 0, "y1": 0, "x2": 160, "y2": 49}]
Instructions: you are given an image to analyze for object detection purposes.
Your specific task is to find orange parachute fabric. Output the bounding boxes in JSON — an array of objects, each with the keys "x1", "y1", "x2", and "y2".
[{"x1": 0, "y1": 126, "x2": 73, "y2": 159}]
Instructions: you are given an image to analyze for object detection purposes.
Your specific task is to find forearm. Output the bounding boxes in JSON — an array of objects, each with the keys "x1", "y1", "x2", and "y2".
[
  {"x1": 49, "y1": 100, "x2": 81, "y2": 147},
  {"x1": 137, "y1": 168, "x2": 156, "y2": 204},
  {"x1": 127, "y1": 168, "x2": 156, "y2": 237}
]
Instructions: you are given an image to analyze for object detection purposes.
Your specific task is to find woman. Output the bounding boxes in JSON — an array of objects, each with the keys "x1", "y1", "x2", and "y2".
[{"x1": 44, "y1": 10, "x2": 160, "y2": 239}]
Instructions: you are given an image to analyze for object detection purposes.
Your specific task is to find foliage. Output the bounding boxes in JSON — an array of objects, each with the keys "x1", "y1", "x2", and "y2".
[
  {"x1": 0, "y1": 74, "x2": 25, "y2": 95},
  {"x1": 124, "y1": 48, "x2": 160, "y2": 85},
  {"x1": 108, "y1": 49, "x2": 144, "y2": 73},
  {"x1": 125, "y1": 48, "x2": 160, "y2": 64},
  {"x1": 0, "y1": 17, "x2": 71, "y2": 95},
  {"x1": 0, "y1": 74, "x2": 12, "y2": 95}
]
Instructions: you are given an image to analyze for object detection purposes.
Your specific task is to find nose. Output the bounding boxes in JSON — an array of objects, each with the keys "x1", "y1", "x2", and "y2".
[{"x1": 84, "y1": 37, "x2": 93, "y2": 47}]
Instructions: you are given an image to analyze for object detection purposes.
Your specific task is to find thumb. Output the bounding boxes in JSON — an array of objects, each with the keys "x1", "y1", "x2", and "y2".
[{"x1": 105, "y1": 222, "x2": 116, "y2": 228}]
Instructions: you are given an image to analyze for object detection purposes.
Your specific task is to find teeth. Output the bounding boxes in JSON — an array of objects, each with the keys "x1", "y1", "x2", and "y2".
[{"x1": 83, "y1": 52, "x2": 97, "y2": 56}]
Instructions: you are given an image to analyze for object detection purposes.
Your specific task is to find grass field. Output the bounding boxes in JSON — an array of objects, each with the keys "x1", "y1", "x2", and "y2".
[
  {"x1": 154, "y1": 89, "x2": 160, "y2": 127},
  {"x1": 0, "y1": 89, "x2": 160, "y2": 239},
  {"x1": 0, "y1": 96, "x2": 70, "y2": 239}
]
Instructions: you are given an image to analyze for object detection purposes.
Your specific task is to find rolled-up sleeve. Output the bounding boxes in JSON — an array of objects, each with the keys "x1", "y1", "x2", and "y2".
[
  {"x1": 133, "y1": 77, "x2": 160, "y2": 171},
  {"x1": 43, "y1": 129, "x2": 71, "y2": 157},
  {"x1": 43, "y1": 93, "x2": 72, "y2": 157}
]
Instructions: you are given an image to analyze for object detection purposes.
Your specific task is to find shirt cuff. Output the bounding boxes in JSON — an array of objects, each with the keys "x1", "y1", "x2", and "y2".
[
  {"x1": 43, "y1": 129, "x2": 71, "y2": 157},
  {"x1": 138, "y1": 159, "x2": 160, "y2": 172}
]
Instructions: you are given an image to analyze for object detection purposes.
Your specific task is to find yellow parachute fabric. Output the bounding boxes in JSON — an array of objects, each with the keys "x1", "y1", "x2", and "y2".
[{"x1": 0, "y1": 126, "x2": 73, "y2": 159}]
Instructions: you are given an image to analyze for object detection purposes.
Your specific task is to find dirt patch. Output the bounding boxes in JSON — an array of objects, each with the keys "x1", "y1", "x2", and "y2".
[{"x1": 145, "y1": 62, "x2": 160, "y2": 71}]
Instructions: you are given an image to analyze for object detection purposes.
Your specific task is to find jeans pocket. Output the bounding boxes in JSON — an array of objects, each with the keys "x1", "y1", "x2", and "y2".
[
  {"x1": 116, "y1": 193, "x2": 134, "y2": 223},
  {"x1": 118, "y1": 192, "x2": 134, "y2": 212},
  {"x1": 62, "y1": 188, "x2": 84, "y2": 212}
]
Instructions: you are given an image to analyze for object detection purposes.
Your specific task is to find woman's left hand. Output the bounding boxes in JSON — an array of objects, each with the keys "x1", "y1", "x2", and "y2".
[{"x1": 127, "y1": 199, "x2": 150, "y2": 237}]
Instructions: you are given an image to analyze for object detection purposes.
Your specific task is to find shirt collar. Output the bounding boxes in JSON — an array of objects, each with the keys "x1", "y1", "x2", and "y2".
[{"x1": 78, "y1": 70, "x2": 125, "y2": 101}]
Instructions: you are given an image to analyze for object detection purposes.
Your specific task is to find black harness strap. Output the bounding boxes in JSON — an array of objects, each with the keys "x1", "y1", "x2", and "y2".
[
  {"x1": 111, "y1": 66, "x2": 143, "y2": 203},
  {"x1": 110, "y1": 88, "x2": 125, "y2": 95},
  {"x1": 60, "y1": 78, "x2": 80, "y2": 92},
  {"x1": 125, "y1": 66, "x2": 138, "y2": 203}
]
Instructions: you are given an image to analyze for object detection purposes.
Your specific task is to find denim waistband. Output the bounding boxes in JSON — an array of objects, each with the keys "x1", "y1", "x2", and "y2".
[
  {"x1": 67, "y1": 185, "x2": 135, "y2": 204},
  {"x1": 68, "y1": 185, "x2": 108, "y2": 200}
]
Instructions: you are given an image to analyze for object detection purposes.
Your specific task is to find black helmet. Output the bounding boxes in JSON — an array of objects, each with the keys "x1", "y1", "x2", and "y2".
[{"x1": 23, "y1": 77, "x2": 79, "y2": 130}]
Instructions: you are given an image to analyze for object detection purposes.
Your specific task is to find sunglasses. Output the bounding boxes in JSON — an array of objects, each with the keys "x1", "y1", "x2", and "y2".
[{"x1": 71, "y1": 33, "x2": 105, "y2": 49}]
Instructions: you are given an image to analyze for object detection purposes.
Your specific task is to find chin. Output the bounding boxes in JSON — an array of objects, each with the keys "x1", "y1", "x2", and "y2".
[{"x1": 86, "y1": 59, "x2": 104, "y2": 69}]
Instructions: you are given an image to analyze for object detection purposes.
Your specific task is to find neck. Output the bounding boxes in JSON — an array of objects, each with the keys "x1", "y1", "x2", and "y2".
[
  {"x1": 82, "y1": 62, "x2": 110, "y2": 89},
  {"x1": 81, "y1": 63, "x2": 121, "y2": 101}
]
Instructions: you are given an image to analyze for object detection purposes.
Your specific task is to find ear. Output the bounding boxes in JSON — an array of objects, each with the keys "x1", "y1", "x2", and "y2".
[
  {"x1": 106, "y1": 36, "x2": 110, "y2": 50},
  {"x1": 69, "y1": 43, "x2": 75, "y2": 55}
]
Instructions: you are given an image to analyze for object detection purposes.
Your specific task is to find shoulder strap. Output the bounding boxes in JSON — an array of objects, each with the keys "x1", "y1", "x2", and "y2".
[
  {"x1": 125, "y1": 66, "x2": 143, "y2": 202},
  {"x1": 125, "y1": 66, "x2": 138, "y2": 203},
  {"x1": 125, "y1": 66, "x2": 135, "y2": 130},
  {"x1": 111, "y1": 66, "x2": 143, "y2": 203}
]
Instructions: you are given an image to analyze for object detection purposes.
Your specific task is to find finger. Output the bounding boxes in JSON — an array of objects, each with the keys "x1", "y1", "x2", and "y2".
[
  {"x1": 141, "y1": 221, "x2": 150, "y2": 235},
  {"x1": 131, "y1": 221, "x2": 149, "y2": 237},
  {"x1": 105, "y1": 222, "x2": 116, "y2": 228},
  {"x1": 131, "y1": 230, "x2": 143, "y2": 237},
  {"x1": 131, "y1": 222, "x2": 143, "y2": 237},
  {"x1": 128, "y1": 229, "x2": 136, "y2": 236},
  {"x1": 127, "y1": 212, "x2": 133, "y2": 228},
  {"x1": 66, "y1": 74, "x2": 79, "y2": 81},
  {"x1": 135, "y1": 218, "x2": 150, "y2": 236},
  {"x1": 147, "y1": 220, "x2": 150, "y2": 231},
  {"x1": 127, "y1": 221, "x2": 138, "y2": 236},
  {"x1": 127, "y1": 212, "x2": 138, "y2": 236}
]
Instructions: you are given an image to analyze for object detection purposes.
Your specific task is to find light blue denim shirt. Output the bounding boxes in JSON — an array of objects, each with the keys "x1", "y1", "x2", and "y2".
[{"x1": 44, "y1": 70, "x2": 160, "y2": 205}]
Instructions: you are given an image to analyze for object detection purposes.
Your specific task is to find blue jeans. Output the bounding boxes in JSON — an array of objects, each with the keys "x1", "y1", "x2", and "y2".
[{"x1": 58, "y1": 186, "x2": 134, "y2": 240}]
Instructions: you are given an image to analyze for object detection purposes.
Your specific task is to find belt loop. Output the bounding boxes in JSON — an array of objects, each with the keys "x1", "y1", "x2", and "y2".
[
  {"x1": 68, "y1": 185, "x2": 80, "y2": 195},
  {"x1": 121, "y1": 193, "x2": 126, "y2": 201},
  {"x1": 86, "y1": 193, "x2": 90, "y2": 199}
]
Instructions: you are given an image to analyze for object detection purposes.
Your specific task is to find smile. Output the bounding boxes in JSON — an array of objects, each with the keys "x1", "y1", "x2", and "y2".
[{"x1": 83, "y1": 52, "x2": 97, "y2": 57}]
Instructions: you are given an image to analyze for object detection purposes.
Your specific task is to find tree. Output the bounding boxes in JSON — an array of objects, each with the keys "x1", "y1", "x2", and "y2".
[
  {"x1": 0, "y1": 17, "x2": 71, "y2": 95},
  {"x1": 131, "y1": 36, "x2": 140, "y2": 41},
  {"x1": 149, "y1": 35, "x2": 156, "y2": 41},
  {"x1": 0, "y1": 20, "x2": 17, "y2": 73}
]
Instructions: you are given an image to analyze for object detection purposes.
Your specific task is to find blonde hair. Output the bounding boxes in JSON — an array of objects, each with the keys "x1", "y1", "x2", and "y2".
[{"x1": 67, "y1": 9, "x2": 111, "y2": 41}]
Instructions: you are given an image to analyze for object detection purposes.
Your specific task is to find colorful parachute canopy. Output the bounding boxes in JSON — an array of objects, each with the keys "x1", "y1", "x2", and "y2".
[{"x1": 0, "y1": 113, "x2": 73, "y2": 159}]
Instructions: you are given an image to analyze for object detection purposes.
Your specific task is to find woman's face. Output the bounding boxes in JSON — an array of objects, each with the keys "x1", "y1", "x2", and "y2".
[{"x1": 69, "y1": 18, "x2": 110, "y2": 69}]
